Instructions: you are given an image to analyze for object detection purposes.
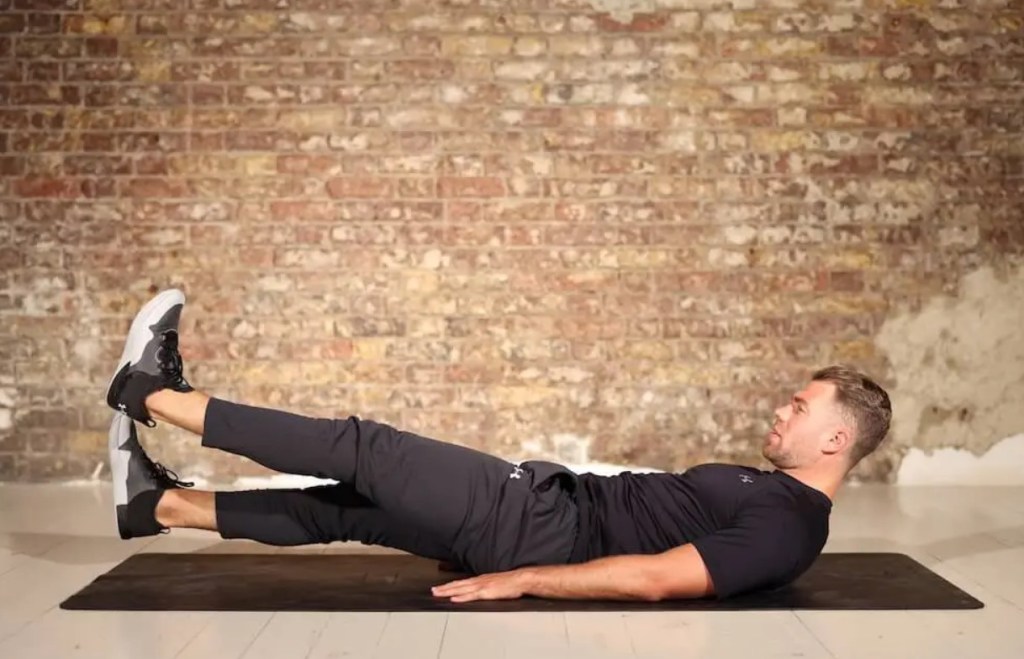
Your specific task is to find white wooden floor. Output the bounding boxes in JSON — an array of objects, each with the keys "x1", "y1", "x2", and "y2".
[{"x1": 1, "y1": 482, "x2": 1023, "y2": 659}]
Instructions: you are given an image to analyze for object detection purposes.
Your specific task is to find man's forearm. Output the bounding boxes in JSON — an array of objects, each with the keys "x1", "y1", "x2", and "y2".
[{"x1": 520, "y1": 554, "x2": 663, "y2": 601}]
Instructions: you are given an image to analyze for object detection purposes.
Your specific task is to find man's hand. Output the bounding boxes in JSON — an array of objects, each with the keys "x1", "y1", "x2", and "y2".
[{"x1": 431, "y1": 569, "x2": 530, "y2": 603}]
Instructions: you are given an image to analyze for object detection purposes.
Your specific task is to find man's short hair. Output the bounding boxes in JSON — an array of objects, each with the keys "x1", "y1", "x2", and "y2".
[{"x1": 812, "y1": 365, "x2": 892, "y2": 467}]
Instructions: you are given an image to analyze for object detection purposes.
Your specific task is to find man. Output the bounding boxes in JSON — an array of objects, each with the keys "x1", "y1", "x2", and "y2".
[{"x1": 106, "y1": 289, "x2": 892, "y2": 603}]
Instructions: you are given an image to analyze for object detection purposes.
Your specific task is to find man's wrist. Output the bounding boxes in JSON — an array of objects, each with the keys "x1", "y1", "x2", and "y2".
[{"x1": 517, "y1": 566, "x2": 543, "y2": 594}]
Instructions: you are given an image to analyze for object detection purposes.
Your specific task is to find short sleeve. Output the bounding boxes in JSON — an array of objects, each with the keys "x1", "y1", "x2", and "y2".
[{"x1": 691, "y1": 503, "x2": 804, "y2": 600}]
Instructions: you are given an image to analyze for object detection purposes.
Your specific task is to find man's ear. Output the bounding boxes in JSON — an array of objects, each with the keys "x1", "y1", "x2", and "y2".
[{"x1": 822, "y1": 425, "x2": 853, "y2": 456}]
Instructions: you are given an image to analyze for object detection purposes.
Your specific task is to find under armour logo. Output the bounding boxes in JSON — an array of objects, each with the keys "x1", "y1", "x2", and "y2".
[
  {"x1": 739, "y1": 475, "x2": 754, "y2": 484},
  {"x1": 509, "y1": 466, "x2": 524, "y2": 480}
]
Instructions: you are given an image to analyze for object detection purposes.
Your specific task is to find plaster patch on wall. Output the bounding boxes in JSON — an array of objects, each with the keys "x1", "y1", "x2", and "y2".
[
  {"x1": 897, "y1": 434, "x2": 1024, "y2": 486},
  {"x1": 517, "y1": 433, "x2": 664, "y2": 476},
  {"x1": 0, "y1": 383, "x2": 14, "y2": 432},
  {"x1": 586, "y1": 0, "x2": 657, "y2": 24},
  {"x1": 21, "y1": 275, "x2": 71, "y2": 315},
  {"x1": 0, "y1": 375, "x2": 16, "y2": 439},
  {"x1": 875, "y1": 263, "x2": 1024, "y2": 479}
]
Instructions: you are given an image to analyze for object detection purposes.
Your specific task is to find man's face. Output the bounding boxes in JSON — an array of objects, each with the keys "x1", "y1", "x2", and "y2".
[{"x1": 763, "y1": 380, "x2": 842, "y2": 469}]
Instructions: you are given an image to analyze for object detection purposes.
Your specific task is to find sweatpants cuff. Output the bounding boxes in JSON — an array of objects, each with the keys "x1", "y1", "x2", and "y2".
[{"x1": 200, "y1": 396, "x2": 231, "y2": 450}]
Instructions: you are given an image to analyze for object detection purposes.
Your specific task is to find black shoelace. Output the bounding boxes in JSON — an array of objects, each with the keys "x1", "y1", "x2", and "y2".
[
  {"x1": 145, "y1": 456, "x2": 194, "y2": 489},
  {"x1": 156, "y1": 330, "x2": 191, "y2": 390}
]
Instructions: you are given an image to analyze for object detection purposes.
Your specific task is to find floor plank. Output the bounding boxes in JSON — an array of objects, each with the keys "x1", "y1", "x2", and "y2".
[
  {"x1": 307, "y1": 612, "x2": 390, "y2": 659},
  {"x1": 0, "y1": 535, "x2": 156, "y2": 641},
  {"x1": 176, "y1": 612, "x2": 274, "y2": 659},
  {"x1": 565, "y1": 611, "x2": 635, "y2": 658},
  {"x1": 625, "y1": 611, "x2": 834, "y2": 659},
  {"x1": 0, "y1": 608, "x2": 210, "y2": 659},
  {"x1": 439, "y1": 611, "x2": 570, "y2": 658},
  {"x1": 370, "y1": 613, "x2": 448, "y2": 659},
  {"x1": 240, "y1": 612, "x2": 333, "y2": 659}
]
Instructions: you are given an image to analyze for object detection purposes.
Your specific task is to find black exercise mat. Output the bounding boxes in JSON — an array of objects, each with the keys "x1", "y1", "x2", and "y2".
[{"x1": 60, "y1": 552, "x2": 983, "y2": 611}]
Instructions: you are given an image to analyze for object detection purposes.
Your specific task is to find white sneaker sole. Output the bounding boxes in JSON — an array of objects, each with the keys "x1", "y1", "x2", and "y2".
[
  {"x1": 108, "y1": 413, "x2": 131, "y2": 511},
  {"x1": 105, "y1": 288, "x2": 186, "y2": 409}
]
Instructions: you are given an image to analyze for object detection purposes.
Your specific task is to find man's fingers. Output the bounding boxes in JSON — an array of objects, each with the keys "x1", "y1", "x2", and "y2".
[
  {"x1": 433, "y1": 581, "x2": 481, "y2": 596},
  {"x1": 435, "y1": 577, "x2": 475, "y2": 590}
]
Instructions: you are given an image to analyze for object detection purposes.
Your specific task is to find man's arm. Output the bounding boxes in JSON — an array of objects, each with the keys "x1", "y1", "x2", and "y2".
[
  {"x1": 432, "y1": 544, "x2": 715, "y2": 602},
  {"x1": 522, "y1": 543, "x2": 714, "y2": 601}
]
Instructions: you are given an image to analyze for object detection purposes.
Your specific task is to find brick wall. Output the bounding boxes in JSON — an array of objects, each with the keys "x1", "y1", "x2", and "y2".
[{"x1": 1, "y1": 0, "x2": 1022, "y2": 483}]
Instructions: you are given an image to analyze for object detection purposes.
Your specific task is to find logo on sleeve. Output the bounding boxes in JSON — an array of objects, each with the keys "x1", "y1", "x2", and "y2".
[{"x1": 739, "y1": 474, "x2": 754, "y2": 484}]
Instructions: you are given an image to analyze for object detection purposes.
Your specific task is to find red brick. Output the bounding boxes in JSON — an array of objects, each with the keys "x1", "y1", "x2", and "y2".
[
  {"x1": 84, "y1": 36, "x2": 118, "y2": 57},
  {"x1": 278, "y1": 155, "x2": 338, "y2": 175},
  {"x1": 593, "y1": 11, "x2": 671, "y2": 33},
  {"x1": 0, "y1": 13, "x2": 24, "y2": 33},
  {"x1": 830, "y1": 271, "x2": 865, "y2": 292},
  {"x1": 384, "y1": 59, "x2": 456, "y2": 81},
  {"x1": 26, "y1": 62, "x2": 60, "y2": 81},
  {"x1": 171, "y1": 61, "x2": 240, "y2": 82},
  {"x1": 13, "y1": 176, "x2": 84, "y2": 198},
  {"x1": 133, "y1": 154, "x2": 168, "y2": 175},
  {"x1": 27, "y1": 12, "x2": 61, "y2": 34},
  {"x1": 190, "y1": 84, "x2": 225, "y2": 105},
  {"x1": 397, "y1": 177, "x2": 434, "y2": 198},
  {"x1": 438, "y1": 177, "x2": 507, "y2": 198},
  {"x1": 0, "y1": 157, "x2": 23, "y2": 176},
  {"x1": 64, "y1": 155, "x2": 131, "y2": 176},
  {"x1": 775, "y1": 153, "x2": 878, "y2": 175},
  {"x1": 225, "y1": 131, "x2": 292, "y2": 151},
  {"x1": 325, "y1": 176, "x2": 393, "y2": 198},
  {"x1": 116, "y1": 132, "x2": 186, "y2": 152},
  {"x1": 189, "y1": 132, "x2": 224, "y2": 151},
  {"x1": 11, "y1": 84, "x2": 80, "y2": 105},
  {"x1": 15, "y1": 36, "x2": 81, "y2": 58},
  {"x1": 119, "y1": 177, "x2": 189, "y2": 198}
]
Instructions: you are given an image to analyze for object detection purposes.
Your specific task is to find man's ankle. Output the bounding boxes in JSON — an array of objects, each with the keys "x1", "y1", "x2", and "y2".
[
  {"x1": 153, "y1": 489, "x2": 175, "y2": 528},
  {"x1": 144, "y1": 389, "x2": 166, "y2": 418}
]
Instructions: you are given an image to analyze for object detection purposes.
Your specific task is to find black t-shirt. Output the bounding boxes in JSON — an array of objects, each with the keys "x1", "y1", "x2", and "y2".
[{"x1": 566, "y1": 463, "x2": 832, "y2": 599}]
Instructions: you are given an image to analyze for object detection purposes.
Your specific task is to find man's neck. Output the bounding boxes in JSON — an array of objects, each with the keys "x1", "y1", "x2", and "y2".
[{"x1": 778, "y1": 466, "x2": 843, "y2": 503}]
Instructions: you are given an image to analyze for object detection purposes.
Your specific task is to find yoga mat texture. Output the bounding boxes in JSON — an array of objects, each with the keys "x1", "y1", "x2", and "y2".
[{"x1": 60, "y1": 552, "x2": 983, "y2": 612}]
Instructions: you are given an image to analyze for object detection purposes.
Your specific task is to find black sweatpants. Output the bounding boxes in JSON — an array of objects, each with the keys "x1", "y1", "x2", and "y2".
[{"x1": 203, "y1": 398, "x2": 581, "y2": 574}]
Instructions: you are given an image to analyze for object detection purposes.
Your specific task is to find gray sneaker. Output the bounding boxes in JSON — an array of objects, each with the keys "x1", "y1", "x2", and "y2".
[
  {"x1": 105, "y1": 288, "x2": 193, "y2": 427},
  {"x1": 108, "y1": 413, "x2": 193, "y2": 540}
]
